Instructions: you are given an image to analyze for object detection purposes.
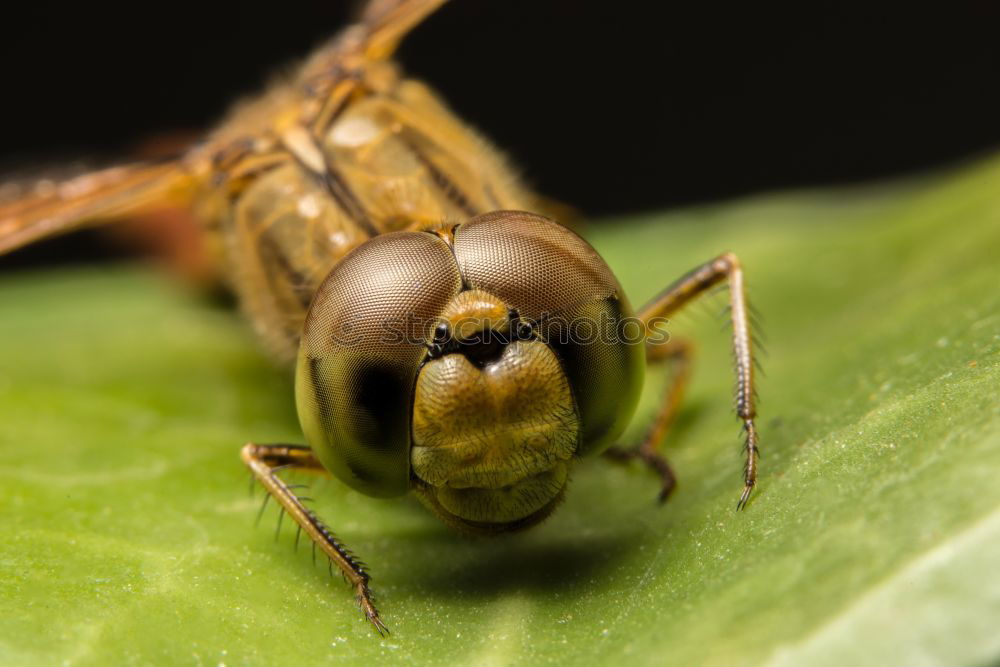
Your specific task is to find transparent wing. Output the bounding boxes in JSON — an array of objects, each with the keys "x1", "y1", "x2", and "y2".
[{"x1": 0, "y1": 160, "x2": 198, "y2": 256}]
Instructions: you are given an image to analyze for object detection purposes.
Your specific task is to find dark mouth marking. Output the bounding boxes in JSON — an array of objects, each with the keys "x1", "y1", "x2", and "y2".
[{"x1": 424, "y1": 312, "x2": 537, "y2": 366}]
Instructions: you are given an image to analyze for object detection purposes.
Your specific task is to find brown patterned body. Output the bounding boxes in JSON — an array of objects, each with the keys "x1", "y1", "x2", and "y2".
[
  {"x1": 211, "y1": 69, "x2": 537, "y2": 360},
  {"x1": 0, "y1": 0, "x2": 763, "y2": 635}
]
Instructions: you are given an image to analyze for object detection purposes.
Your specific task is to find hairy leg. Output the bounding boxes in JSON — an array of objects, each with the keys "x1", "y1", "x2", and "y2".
[
  {"x1": 241, "y1": 443, "x2": 387, "y2": 635},
  {"x1": 605, "y1": 339, "x2": 693, "y2": 502},
  {"x1": 636, "y1": 253, "x2": 760, "y2": 509}
]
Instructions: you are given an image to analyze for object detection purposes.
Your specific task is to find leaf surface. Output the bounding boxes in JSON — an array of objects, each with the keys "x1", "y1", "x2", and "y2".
[{"x1": 1, "y1": 156, "x2": 998, "y2": 666}]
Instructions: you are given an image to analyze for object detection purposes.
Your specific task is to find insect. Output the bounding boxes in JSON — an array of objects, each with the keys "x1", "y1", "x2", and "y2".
[{"x1": 0, "y1": 0, "x2": 760, "y2": 635}]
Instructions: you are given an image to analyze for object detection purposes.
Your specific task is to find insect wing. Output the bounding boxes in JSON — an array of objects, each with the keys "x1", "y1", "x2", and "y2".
[{"x1": 0, "y1": 161, "x2": 197, "y2": 256}]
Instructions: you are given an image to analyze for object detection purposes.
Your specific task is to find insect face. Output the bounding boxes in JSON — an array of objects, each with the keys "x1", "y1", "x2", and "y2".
[
  {"x1": 427, "y1": 288, "x2": 514, "y2": 363},
  {"x1": 295, "y1": 210, "x2": 645, "y2": 531}
]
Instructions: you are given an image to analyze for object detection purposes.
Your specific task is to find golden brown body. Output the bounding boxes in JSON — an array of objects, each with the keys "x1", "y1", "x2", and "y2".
[
  {"x1": 216, "y1": 71, "x2": 537, "y2": 360},
  {"x1": 0, "y1": 0, "x2": 536, "y2": 363},
  {"x1": 0, "y1": 0, "x2": 762, "y2": 636}
]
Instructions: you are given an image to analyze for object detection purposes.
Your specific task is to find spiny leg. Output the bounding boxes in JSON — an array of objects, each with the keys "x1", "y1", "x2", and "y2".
[
  {"x1": 605, "y1": 339, "x2": 693, "y2": 502},
  {"x1": 637, "y1": 253, "x2": 760, "y2": 510},
  {"x1": 240, "y1": 443, "x2": 388, "y2": 635}
]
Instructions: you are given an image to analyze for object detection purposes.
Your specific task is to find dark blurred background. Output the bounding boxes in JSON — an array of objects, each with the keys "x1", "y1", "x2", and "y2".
[{"x1": 2, "y1": 1, "x2": 999, "y2": 267}]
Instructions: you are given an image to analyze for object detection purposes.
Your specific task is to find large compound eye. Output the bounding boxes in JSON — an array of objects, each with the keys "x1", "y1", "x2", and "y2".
[
  {"x1": 452, "y1": 211, "x2": 645, "y2": 456},
  {"x1": 296, "y1": 232, "x2": 461, "y2": 497}
]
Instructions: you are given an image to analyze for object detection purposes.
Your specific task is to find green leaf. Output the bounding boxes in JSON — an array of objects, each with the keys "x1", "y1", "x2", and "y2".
[{"x1": 1, "y1": 155, "x2": 999, "y2": 666}]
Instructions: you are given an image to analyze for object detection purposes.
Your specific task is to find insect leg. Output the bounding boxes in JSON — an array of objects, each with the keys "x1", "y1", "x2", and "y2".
[
  {"x1": 636, "y1": 253, "x2": 760, "y2": 510},
  {"x1": 240, "y1": 443, "x2": 388, "y2": 635},
  {"x1": 604, "y1": 339, "x2": 693, "y2": 502}
]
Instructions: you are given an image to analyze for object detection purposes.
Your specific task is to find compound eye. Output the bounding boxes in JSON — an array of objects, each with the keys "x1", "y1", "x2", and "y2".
[
  {"x1": 453, "y1": 210, "x2": 620, "y2": 323},
  {"x1": 452, "y1": 211, "x2": 645, "y2": 456},
  {"x1": 295, "y1": 232, "x2": 461, "y2": 497}
]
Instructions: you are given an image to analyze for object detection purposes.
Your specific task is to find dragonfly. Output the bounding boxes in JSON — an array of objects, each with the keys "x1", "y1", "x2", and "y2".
[{"x1": 0, "y1": 0, "x2": 760, "y2": 635}]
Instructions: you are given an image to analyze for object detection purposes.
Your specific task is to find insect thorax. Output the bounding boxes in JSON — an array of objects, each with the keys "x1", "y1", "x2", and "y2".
[{"x1": 216, "y1": 78, "x2": 537, "y2": 362}]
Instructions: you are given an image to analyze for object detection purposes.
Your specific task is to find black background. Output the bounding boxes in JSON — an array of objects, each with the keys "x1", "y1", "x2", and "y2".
[{"x1": 2, "y1": 2, "x2": 998, "y2": 221}]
